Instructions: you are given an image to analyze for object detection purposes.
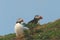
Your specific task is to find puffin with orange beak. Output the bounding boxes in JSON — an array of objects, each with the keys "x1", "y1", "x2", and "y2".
[
  {"x1": 28, "y1": 15, "x2": 43, "y2": 24},
  {"x1": 15, "y1": 18, "x2": 29, "y2": 40}
]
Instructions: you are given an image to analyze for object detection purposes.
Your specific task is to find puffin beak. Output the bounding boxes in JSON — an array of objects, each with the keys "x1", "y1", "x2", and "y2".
[
  {"x1": 39, "y1": 16, "x2": 43, "y2": 19},
  {"x1": 21, "y1": 20, "x2": 24, "y2": 22}
]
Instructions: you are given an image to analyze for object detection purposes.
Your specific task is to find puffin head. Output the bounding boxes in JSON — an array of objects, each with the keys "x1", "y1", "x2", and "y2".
[
  {"x1": 16, "y1": 18, "x2": 24, "y2": 24},
  {"x1": 34, "y1": 15, "x2": 43, "y2": 20}
]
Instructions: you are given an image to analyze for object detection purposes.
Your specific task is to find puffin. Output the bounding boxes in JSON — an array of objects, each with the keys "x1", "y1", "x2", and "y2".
[
  {"x1": 15, "y1": 18, "x2": 29, "y2": 40},
  {"x1": 28, "y1": 15, "x2": 43, "y2": 24}
]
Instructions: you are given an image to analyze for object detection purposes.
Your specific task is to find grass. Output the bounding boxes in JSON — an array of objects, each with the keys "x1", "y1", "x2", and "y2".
[{"x1": 0, "y1": 19, "x2": 60, "y2": 40}]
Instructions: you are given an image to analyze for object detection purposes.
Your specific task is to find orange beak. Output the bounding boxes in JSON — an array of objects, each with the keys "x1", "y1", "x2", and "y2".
[
  {"x1": 21, "y1": 20, "x2": 24, "y2": 22},
  {"x1": 39, "y1": 16, "x2": 43, "y2": 19}
]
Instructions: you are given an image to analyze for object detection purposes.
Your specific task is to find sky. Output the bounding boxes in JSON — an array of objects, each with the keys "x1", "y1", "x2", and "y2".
[{"x1": 0, "y1": 0, "x2": 60, "y2": 35}]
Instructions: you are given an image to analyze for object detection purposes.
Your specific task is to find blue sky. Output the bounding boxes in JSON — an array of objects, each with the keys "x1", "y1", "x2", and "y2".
[{"x1": 0, "y1": 0, "x2": 60, "y2": 35}]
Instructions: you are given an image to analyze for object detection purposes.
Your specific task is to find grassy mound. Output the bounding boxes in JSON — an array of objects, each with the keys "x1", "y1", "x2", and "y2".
[{"x1": 0, "y1": 19, "x2": 60, "y2": 40}]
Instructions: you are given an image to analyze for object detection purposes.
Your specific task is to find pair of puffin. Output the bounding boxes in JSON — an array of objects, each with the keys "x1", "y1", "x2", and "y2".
[{"x1": 14, "y1": 15, "x2": 43, "y2": 40}]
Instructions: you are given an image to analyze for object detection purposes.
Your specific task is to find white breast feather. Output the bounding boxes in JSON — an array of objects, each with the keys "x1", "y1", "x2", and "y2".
[{"x1": 15, "y1": 23, "x2": 29, "y2": 36}]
